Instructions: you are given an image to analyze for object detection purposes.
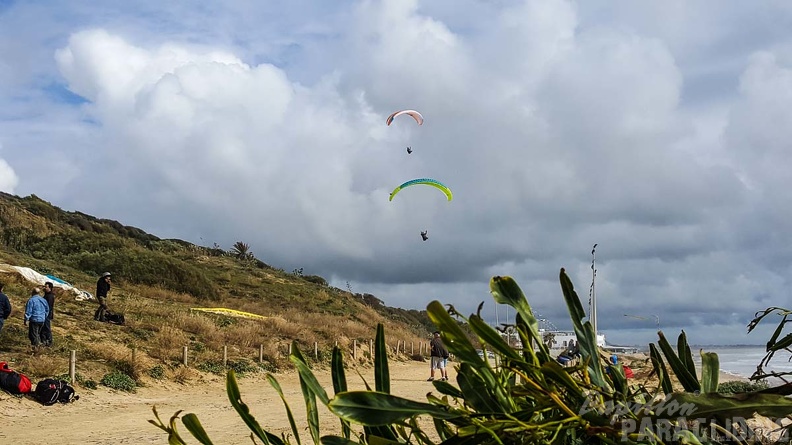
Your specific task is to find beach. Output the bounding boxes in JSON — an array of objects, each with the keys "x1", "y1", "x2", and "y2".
[{"x1": 0, "y1": 354, "x2": 757, "y2": 444}]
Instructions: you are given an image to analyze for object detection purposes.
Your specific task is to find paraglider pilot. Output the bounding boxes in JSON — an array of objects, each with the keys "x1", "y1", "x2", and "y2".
[
  {"x1": 420, "y1": 230, "x2": 428, "y2": 241},
  {"x1": 407, "y1": 146, "x2": 413, "y2": 154}
]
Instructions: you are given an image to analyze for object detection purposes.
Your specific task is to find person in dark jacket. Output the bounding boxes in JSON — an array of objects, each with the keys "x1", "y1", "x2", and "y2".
[
  {"x1": 0, "y1": 282, "x2": 11, "y2": 336},
  {"x1": 94, "y1": 272, "x2": 111, "y2": 321},
  {"x1": 428, "y1": 331, "x2": 449, "y2": 381},
  {"x1": 40, "y1": 282, "x2": 55, "y2": 346}
]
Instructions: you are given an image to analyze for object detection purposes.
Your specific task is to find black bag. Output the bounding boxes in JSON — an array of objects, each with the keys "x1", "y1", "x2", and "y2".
[
  {"x1": 105, "y1": 312, "x2": 125, "y2": 325},
  {"x1": 34, "y1": 379, "x2": 78, "y2": 405}
]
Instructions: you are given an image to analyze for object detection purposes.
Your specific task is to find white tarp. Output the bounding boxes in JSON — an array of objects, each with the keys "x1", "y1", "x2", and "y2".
[{"x1": 0, "y1": 263, "x2": 94, "y2": 301}]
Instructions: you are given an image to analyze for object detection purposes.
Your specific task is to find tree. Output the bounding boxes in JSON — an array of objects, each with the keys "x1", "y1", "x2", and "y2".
[{"x1": 229, "y1": 241, "x2": 253, "y2": 260}]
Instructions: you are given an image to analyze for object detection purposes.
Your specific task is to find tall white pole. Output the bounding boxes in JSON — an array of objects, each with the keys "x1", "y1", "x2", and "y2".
[{"x1": 590, "y1": 244, "x2": 598, "y2": 344}]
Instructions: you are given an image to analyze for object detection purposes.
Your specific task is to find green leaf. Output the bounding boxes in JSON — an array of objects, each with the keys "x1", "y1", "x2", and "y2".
[
  {"x1": 181, "y1": 413, "x2": 215, "y2": 445},
  {"x1": 699, "y1": 350, "x2": 719, "y2": 394},
  {"x1": 426, "y1": 301, "x2": 483, "y2": 365},
  {"x1": 558, "y1": 269, "x2": 609, "y2": 390},
  {"x1": 331, "y1": 347, "x2": 351, "y2": 440},
  {"x1": 657, "y1": 332, "x2": 700, "y2": 392},
  {"x1": 663, "y1": 392, "x2": 792, "y2": 420},
  {"x1": 290, "y1": 342, "x2": 321, "y2": 445},
  {"x1": 374, "y1": 323, "x2": 390, "y2": 394},
  {"x1": 427, "y1": 301, "x2": 513, "y2": 411},
  {"x1": 467, "y1": 313, "x2": 522, "y2": 362},
  {"x1": 329, "y1": 391, "x2": 458, "y2": 426},
  {"x1": 649, "y1": 343, "x2": 673, "y2": 395},
  {"x1": 677, "y1": 331, "x2": 696, "y2": 375},
  {"x1": 320, "y1": 436, "x2": 359, "y2": 445},
  {"x1": 148, "y1": 407, "x2": 190, "y2": 445},
  {"x1": 226, "y1": 370, "x2": 286, "y2": 445},
  {"x1": 489, "y1": 276, "x2": 551, "y2": 362},
  {"x1": 771, "y1": 332, "x2": 792, "y2": 351},
  {"x1": 266, "y1": 374, "x2": 303, "y2": 445},
  {"x1": 456, "y1": 362, "x2": 502, "y2": 413},
  {"x1": 432, "y1": 379, "x2": 463, "y2": 398},
  {"x1": 290, "y1": 344, "x2": 330, "y2": 406}
]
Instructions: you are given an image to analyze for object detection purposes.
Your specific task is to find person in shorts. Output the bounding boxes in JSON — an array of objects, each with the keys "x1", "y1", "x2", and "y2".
[{"x1": 428, "y1": 331, "x2": 449, "y2": 381}]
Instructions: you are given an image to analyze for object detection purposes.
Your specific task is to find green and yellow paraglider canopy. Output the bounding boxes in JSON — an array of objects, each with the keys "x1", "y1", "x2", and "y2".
[{"x1": 389, "y1": 178, "x2": 453, "y2": 202}]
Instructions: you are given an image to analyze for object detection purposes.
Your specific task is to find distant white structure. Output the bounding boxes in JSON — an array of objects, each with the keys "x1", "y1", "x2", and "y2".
[{"x1": 541, "y1": 329, "x2": 606, "y2": 349}]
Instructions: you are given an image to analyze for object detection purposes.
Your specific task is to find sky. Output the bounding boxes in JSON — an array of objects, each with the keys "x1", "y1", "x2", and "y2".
[{"x1": 1, "y1": 0, "x2": 792, "y2": 346}]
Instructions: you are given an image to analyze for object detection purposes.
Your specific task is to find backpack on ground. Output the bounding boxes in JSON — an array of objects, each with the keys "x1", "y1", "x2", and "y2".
[
  {"x1": 105, "y1": 311, "x2": 125, "y2": 325},
  {"x1": 0, "y1": 361, "x2": 32, "y2": 394},
  {"x1": 34, "y1": 378, "x2": 78, "y2": 405}
]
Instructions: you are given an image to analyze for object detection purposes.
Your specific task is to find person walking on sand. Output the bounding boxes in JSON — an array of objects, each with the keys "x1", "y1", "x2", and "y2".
[
  {"x1": 428, "y1": 331, "x2": 449, "y2": 382},
  {"x1": 0, "y1": 282, "x2": 11, "y2": 336},
  {"x1": 94, "y1": 272, "x2": 111, "y2": 322},
  {"x1": 40, "y1": 282, "x2": 55, "y2": 346},
  {"x1": 24, "y1": 287, "x2": 49, "y2": 347}
]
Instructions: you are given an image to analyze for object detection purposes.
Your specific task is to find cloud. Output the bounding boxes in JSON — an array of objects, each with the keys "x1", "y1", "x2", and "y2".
[
  {"x1": 4, "y1": 1, "x2": 792, "y2": 346},
  {"x1": 0, "y1": 156, "x2": 18, "y2": 194}
]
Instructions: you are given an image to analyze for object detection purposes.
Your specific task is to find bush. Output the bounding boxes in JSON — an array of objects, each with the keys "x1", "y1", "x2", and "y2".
[
  {"x1": 228, "y1": 359, "x2": 258, "y2": 376},
  {"x1": 148, "y1": 365, "x2": 166, "y2": 380},
  {"x1": 717, "y1": 380, "x2": 769, "y2": 394},
  {"x1": 197, "y1": 361, "x2": 224, "y2": 375},
  {"x1": 67, "y1": 248, "x2": 219, "y2": 300},
  {"x1": 100, "y1": 371, "x2": 137, "y2": 392},
  {"x1": 302, "y1": 275, "x2": 328, "y2": 286}
]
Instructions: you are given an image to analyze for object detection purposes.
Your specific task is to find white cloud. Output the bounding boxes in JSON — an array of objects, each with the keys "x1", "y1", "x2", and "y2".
[
  {"x1": 3, "y1": 1, "x2": 792, "y2": 346},
  {"x1": 0, "y1": 157, "x2": 18, "y2": 194}
]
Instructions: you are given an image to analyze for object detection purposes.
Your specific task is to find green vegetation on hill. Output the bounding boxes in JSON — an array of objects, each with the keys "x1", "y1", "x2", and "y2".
[{"x1": 0, "y1": 192, "x2": 437, "y2": 386}]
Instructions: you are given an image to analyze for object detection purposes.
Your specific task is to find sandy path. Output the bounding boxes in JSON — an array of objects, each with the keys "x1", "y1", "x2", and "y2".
[
  {"x1": 0, "y1": 361, "x2": 437, "y2": 445},
  {"x1": 0, "y1": 358, "x2": 747, "y2": 445}
]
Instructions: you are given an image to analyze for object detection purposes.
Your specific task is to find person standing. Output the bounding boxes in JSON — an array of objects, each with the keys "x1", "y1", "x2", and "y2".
[
  {"x1": 40, "y1": 282, "x2": 55, "y2": 346},
  {"x1": 0, "y1": 282, "x2": 11, "y2": 336},
  {"x1": 24, "y1": 287, "x2": 49, "y2": 347},
  {"x1": 94, "y1": 272, "x2": 111, "y2": 321},
  {"x1": 428, "y1": 331, "x2": 449, "y2": 382}
]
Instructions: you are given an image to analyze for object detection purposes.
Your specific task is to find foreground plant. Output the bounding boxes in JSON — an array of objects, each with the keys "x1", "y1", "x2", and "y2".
[{"x1": 151, "y1": 269, "x2": 792, "y2": 444}]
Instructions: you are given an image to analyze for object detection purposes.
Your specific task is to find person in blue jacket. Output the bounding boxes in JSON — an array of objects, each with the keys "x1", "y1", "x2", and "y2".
[
  {"x1": 24, "y1": 287, "x2": 49, "y2": 347},
  {"x1": 0, "y1": 282, "x2": 11, "y2": 336}
]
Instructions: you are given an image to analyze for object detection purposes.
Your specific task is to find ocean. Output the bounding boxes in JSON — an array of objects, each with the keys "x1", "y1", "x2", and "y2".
[{"x1": 695, "y1": 345, "x2": 792, "y2": 383}]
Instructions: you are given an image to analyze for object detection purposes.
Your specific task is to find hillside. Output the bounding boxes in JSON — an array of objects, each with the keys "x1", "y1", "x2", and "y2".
[{"x1": 0, "y1": 192, "x2": 436, "y2": 386}]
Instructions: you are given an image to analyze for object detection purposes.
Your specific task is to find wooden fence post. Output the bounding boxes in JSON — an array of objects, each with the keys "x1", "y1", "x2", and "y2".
[
  {"x1": 353, "y1": 340, "x2": 357, "y2": 360},
  {"x1": 314, "y1": 342, "x2": 319, "y2": 360},
  {"x1": 69, "y1": 350, "x2": 76, "y2": 384},
  {"x1": 182, "y1": 346, "x2": 188, "y2": 366},
  {"x1": 369, "y1": 339, "x2": 373, "y2": 357},
  {"x1": 223, "y1": 345, "x2": 228, "y2": 368},
  {"x1": 411, "y1": 342, "x2": 414, "y2": 355},
  {"x1": 288, "y1": 343, "x2": 292, "y2": 356},
  {"x1": 259, "y1": 344, "x2": 264, "y2": 362}
]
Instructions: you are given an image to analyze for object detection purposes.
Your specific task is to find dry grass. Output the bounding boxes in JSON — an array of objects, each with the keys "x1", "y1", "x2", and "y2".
[
  {"x1": 171, "y1": 365, "x2": 197, "y2": 384},
  {"x1": 148, "y1": 326, "x2": 189, "y2": 362},
  {"x1": 17, "y1": 352, "x2": 69, "y2": 378}
]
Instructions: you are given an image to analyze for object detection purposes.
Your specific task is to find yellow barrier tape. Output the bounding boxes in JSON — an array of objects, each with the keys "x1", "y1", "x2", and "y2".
[{"x1": 190, "y1": 307, "x2": 268, "y2": 320}]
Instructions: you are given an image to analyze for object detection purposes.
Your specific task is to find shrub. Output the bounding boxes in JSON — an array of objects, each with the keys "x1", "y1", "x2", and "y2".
[
  {"x1": 717, "y1": 380, "x2": 769, "y2": 394},
  {"x1": 148, "y1": 365, "x2": 166, "y2": 380},
  {"x1": 302, "y1": 275, "x2": 328, "y2": 286},
  {"x1": 228, "y1": 359, "x2": 258, "y2": 376},
  {"x1": 197, "y1": 361, "x2": 224, "y2": 375},
  {"x1": 100, "y1": 371, "x2": 136, "y2": 392}
]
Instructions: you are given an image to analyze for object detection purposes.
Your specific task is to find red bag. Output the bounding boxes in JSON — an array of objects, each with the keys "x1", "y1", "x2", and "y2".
[
  {"x1": 0, "y1": 361, "x2": 33, "y2": 394},
  {"x1": 623, "y1": 365, "x2": 635, "y2": 379}
]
